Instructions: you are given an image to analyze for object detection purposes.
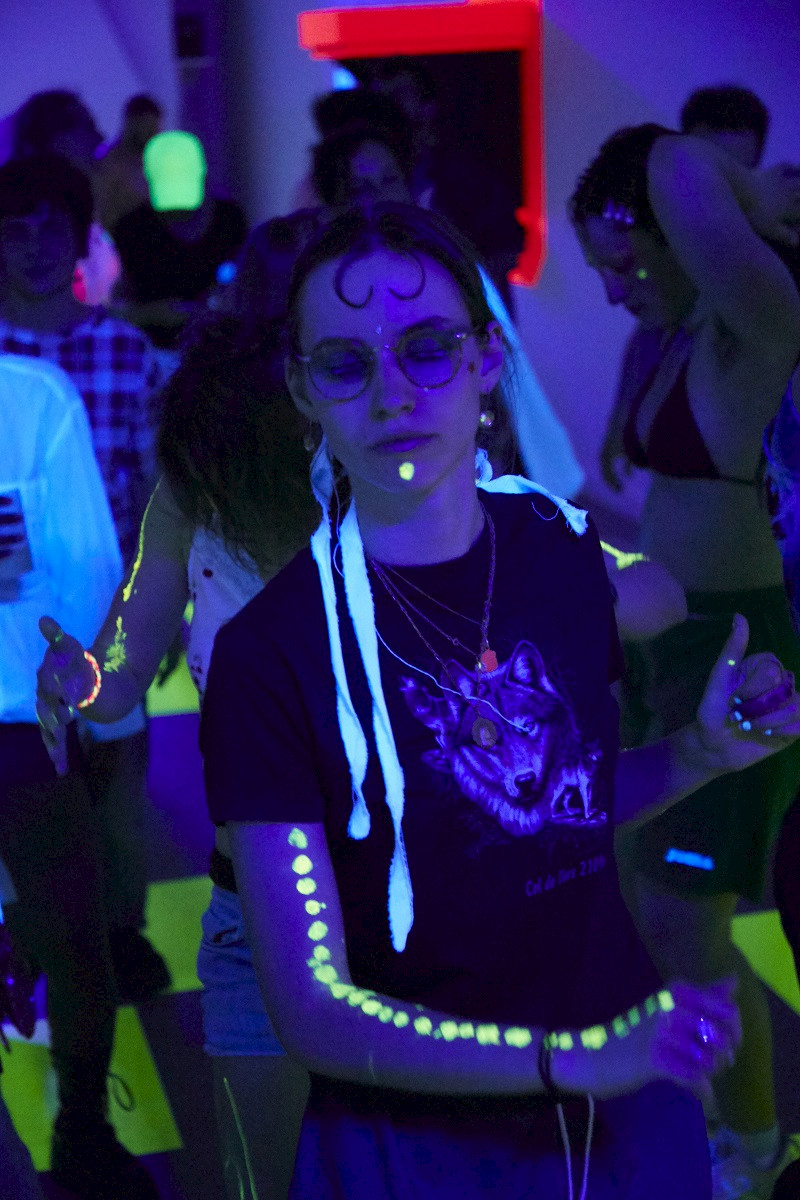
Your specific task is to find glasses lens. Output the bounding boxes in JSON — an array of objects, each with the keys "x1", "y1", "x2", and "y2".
[
  {"x1": 309, "y1": 340, "x2": 372, "y2": 400},
  {"x1": 399, "y1": 329, "x2": 462, "y2": 389}
]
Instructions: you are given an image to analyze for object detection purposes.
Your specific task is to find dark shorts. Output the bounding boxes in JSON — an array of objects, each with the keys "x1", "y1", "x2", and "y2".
[
  {"x1": 617, "y1": 586, "x2": 800, "y2": 902},
  {"x1": 289, "y1": 1081, "x2": 710, "y2": 1199}
]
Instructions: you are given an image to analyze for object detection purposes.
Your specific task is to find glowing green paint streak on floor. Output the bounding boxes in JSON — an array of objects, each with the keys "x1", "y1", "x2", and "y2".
[
  {"x1": 732, "y1": 910, "x2": 800, "y2": 1015},
  {"x1": 146, "y1": 652, "x2": 199, "y2": 717},
  {"x1": 3, "y1": 1006, "x2": 182, "y2": 1170},
  {"x1": 144, "y1": 876, "x2": 213, "y2": 993}
]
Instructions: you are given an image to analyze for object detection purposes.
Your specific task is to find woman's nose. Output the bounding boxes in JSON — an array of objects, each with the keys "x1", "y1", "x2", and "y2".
[{"x1": 371, "y1": 347, "x2": 416, "y2": 415}]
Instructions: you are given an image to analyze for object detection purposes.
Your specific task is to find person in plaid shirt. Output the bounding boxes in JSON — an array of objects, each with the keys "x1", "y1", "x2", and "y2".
[{"x1": 0, "y1": 151, "x2": 170, "y2": 1007}]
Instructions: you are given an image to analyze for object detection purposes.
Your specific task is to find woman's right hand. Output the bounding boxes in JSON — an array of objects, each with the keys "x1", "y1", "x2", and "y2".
[
  {"x1": 551, "y1": 978, "x2": 740, "y2": 1100},
  {"x1": 36, "y1": 616, "x2": 95, "y2": 775}
]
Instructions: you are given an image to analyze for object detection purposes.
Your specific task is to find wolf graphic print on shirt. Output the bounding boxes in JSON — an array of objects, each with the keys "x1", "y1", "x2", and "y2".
[{"x1": 400, "y1": 640, "x2": 605, "y2": 839}]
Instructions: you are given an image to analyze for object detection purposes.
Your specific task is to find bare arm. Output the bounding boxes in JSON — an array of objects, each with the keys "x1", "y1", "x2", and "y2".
[
  {"x1": 648, "y1": 135, "x2": 800, "y2": 360},
  {"x1": 230, "y1": 819, "x2": 547, "y2": 1095},
  {"x1": 602, "y1": 544, "x2": 687, "y2": 641},
  {"x1": 37, "y1": 478, "x2": 192, "y2": 750},
  {"x1": 230, "y1": 819, "x2": 738, "y2": 1100}
]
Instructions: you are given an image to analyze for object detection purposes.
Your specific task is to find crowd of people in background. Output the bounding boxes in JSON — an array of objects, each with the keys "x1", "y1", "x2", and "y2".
[{"x1": 1, "y1": 70, "x2": 800, "y2": 1200}]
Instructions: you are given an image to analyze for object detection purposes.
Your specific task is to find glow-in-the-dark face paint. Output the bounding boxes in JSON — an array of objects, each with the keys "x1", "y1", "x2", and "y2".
[
  {"x1": 600, "y1": 540, "x2": 648, "y2": 571},
  {"x1": 103, "y1": 615, "x2": 128, "y2": 673},
  {"x1": 286, "y1": 828, "x2": 673, "y2": 1068},
  {"x1": 398, "y1": 462, "x2": 415, "y2": 482}
]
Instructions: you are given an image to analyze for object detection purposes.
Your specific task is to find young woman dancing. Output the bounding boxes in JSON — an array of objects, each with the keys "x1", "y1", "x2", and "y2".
[
  {"x1": 199, "y1": 203, "x2": 800, "y2": 1198},
  {"x1": 571, "y1": 125, "x2": 800, "y2": 1194}
]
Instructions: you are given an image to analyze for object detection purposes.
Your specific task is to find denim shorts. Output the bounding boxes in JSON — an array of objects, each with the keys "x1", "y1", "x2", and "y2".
[{"x1": 196, "y1": 884, "x2": 285, "y2": 1057}]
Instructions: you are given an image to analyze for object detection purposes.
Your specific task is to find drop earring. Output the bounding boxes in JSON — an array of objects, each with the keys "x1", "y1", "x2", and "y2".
[
  {"x1": 303, "y1": 422, "x2": 321, "y2": 453},
  {"x1": 479, "y1": 409, "x2": 495, "y2": 429}
]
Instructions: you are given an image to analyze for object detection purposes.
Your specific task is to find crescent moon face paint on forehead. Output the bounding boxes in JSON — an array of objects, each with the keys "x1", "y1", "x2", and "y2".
[{"x1": 333, "y1": 250, "x2": 426, "y2": 310}]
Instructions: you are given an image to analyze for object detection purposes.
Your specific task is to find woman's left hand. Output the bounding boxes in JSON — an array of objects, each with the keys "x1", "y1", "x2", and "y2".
[{"x1": 694, "y1": 614, "x2": 800, "y2": 773}]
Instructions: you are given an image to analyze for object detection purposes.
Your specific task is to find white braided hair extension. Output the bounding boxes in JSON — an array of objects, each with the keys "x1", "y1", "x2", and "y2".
[{"x1": 308, "y1": 425, "x2": 587, "y2": 953}]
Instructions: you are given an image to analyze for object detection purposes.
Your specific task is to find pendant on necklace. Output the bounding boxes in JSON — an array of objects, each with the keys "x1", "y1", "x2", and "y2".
[
  {"x1": 478, "y1": 646, "x2": 498, "y2": 673},
  {"x1": 472, "y1": 717, "x2": 498, "y2": 748}
]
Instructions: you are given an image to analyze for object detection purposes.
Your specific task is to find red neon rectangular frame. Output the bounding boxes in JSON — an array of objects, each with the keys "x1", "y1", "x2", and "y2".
[{"x1": 298, "y1": 0, "x2": 545, "y2": 285}]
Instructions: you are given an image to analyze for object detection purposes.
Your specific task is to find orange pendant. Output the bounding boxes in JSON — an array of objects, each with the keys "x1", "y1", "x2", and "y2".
[
  {"x1": 472, "y1": 717, "x2": 498, "y2": 748},
  {"x1": 479, "y1": 647, "x2": 498, "y2": 673}
]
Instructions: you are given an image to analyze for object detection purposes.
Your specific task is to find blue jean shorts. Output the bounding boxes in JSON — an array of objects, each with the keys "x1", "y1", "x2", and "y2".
[{"x1": 196, "y1": 884, "x2": 285, "y2": 1057}]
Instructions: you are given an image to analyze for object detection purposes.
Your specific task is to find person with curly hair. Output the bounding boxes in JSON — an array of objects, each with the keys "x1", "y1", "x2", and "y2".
[{"x1": 571, "y1": 124, "x2": 800, "y2": 1196}]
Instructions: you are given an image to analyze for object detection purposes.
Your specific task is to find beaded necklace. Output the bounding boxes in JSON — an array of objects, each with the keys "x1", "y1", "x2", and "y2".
[{"x1": 369, "y1": 507, "x2": 501, "y2": 747}]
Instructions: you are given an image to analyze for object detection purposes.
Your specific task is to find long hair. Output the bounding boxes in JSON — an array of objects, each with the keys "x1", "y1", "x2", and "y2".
[{"x1": 156, "y1": 316, "x2": 318, "y2": 576}]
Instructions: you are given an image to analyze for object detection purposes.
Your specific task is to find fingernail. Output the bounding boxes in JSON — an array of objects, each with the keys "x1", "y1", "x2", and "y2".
[
  {"x1": 730, "y1": 711, "x2": 742, "y2": 723},
  {"x1": 731, "y1": 696, "x2": 742, "y2": 705},
  {"x1": 765, "y1": 728, "x2": 773, "y2": 737},
  {"x1": 741, "y1": 720, "x2": 752, "y2": 731}
]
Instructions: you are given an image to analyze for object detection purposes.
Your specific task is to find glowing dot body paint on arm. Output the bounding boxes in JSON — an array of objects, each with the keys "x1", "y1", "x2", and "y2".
[
  {"x1": 284, "y1": 829, "x2": 674, "y2": 1087},
  {"x1": 399, "y1": 461, "x2": 415, "y2": 482}
]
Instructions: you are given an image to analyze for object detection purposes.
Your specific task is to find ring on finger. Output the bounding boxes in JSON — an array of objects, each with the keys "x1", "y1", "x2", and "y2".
[{"x1": 696, "y1": 1015, "x2": 716, "y2": 1047}]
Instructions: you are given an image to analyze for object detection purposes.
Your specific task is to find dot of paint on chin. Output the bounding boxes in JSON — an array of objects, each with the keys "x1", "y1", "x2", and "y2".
[
  {"x1": 398, "y1": 462, "x2": 415, "y2": 481},
  {"x1": 288, "y1": 829, "x2": 308, "y2": 850},
  {"x1": 292, "y1": 854, "x2": 313, "y2": 875},
  {"x1": 297, "y1": 878, "x2": 316, "y2": 895},
  {"x1": 307, "y1": 920, "x2": 328, "y2": 941}
]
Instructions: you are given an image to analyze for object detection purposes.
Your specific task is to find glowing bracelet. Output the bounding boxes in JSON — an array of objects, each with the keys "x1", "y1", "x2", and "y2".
[{"x1": 76, "y1": 651, "x2": 102, "y2": 710}]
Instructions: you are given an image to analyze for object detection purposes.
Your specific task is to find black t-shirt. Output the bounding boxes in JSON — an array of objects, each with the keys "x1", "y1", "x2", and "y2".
[
  {"x1": 114, "y1": 198, "x2": 246, "y2": 304},
  {"x1": 204, "y1": 491, "x2": 660, "y2": 1049}
]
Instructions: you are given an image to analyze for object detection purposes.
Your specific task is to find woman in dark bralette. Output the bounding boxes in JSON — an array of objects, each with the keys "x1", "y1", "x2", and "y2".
[{"x1": 571, "y1": 123, "x2": 800, "y2": 1194}]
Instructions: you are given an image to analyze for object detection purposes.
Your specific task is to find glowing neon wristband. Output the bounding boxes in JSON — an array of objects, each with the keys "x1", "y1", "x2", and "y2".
[{"x1": 76, "y1": 651, "x2": 102, "y2": 710}]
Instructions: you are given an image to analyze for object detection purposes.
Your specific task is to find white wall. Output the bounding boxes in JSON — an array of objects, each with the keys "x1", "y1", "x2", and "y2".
[
  {"x1": 0, "y1": 0, "x2": 179, "y2": 159},
  {"x1": 226, "y1": 0, "x2": 800, "y2": 520}
]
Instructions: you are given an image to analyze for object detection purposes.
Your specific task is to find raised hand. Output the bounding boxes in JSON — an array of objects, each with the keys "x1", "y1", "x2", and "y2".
[
  {"x1": 694, "y1": 614, "x2": 800, "y2": 773},
  {"x1": 36, "y1": 617, "x2": 96, "y2": 774}
]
